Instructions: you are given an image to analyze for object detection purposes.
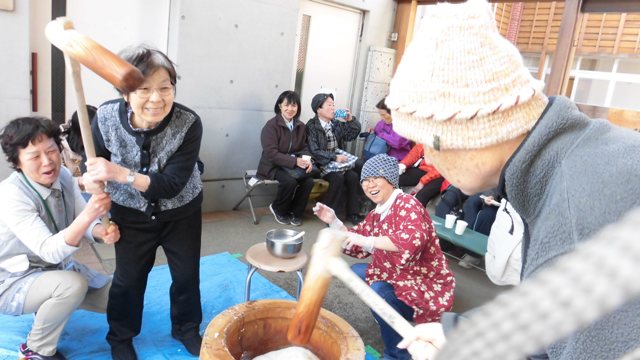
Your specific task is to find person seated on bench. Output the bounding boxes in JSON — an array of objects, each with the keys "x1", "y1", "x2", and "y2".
[
  {"x1": 257, "y1": 90, "x2": 316, "y2": 226},
  {"x1": 0, "y1": 116, "x2": 119, "y2": 360},
  {"x1": 313, "y1": 154, "x2": 454, "y2": 360},
  {"x1": 436, "y1": 185, "x2": 500, "y2": 268},
  {"x1": 398, "y1": 144, "x2": 445, "y2": 207},
  {"x1": 306, "y1": 92, "x2": 364, "y2": 225},
  {"x1": 372, "y1": 97, "x2": 413, "y2": 161}
]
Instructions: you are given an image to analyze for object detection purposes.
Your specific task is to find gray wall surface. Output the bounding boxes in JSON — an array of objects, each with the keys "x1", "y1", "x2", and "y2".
[
  {"x1": 171, "y1": 0, "x2": 395, "y2": 211},
  {"x1": 0, "y1": 2, "x2": 32, "y2": 178},
  {"x1": 170, "y1": 0, "x2": 301, "y2": 211}
]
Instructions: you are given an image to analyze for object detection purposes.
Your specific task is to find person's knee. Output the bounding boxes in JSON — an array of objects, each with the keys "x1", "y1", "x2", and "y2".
[
  {"x1": 370, "y1": 281, "x2": 396, "y2": 300},
  {"x1": 351, "y1": 263, "x2": 367, "y2": 280},
  {"x1": 278, "y1": 177, "x2": 298, "y2": 190},
  {"x1": 55, "y1": 271, "x2": 89, "y2": 305}
]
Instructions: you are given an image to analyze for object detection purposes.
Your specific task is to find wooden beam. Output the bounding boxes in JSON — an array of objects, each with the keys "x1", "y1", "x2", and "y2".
[
  {"x1": 582, "y1": 0, "x2": 640, "y2": 13},
  {"x1": 417, "y1": 0, "x2": 549, "y2": 3},
  {"x1": 415, "y1": 0, "x2": 640, "y2": 13},
  {"x1": 392, "y1": 0, "x2": 418, "y2": 72},
  {"x1": 545, "y1": 0, "x2": 582, "y2": 96}
]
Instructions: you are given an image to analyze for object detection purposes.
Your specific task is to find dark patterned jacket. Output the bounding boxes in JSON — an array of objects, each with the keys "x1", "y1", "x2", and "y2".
[
  {"x1": 305, "y1": 115, "x2": 361, "y2": 166},
  {"x1": 93, "y1": 99, "x2": 203, "y2": 221}
]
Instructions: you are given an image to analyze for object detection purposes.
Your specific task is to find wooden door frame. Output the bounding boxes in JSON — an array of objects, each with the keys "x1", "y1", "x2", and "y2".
[{"x1": 392, "y1": 0, "x2": 640, "y2": 96}]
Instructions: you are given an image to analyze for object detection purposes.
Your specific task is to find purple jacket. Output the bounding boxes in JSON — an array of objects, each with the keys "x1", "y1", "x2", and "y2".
[{"x1": 374, "y1": 120, "x2": 412, "y2": 161}]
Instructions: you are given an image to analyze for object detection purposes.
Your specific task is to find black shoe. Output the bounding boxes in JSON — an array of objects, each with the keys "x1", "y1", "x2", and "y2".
[
  {"x1": 348, "y1": 214, "x2": 364, "y2": 225},
  {"x1": 19, "y1": 343, "x2": 67, "y2": 360},
  {"x1": 269, "y1": 204, "x2": 290, "y2": 225},
  {"x1": 171, "y1": 329, "x2": 202, "y2": 356},
  {"x1": 109, "y1": 340, "x2": 137, "y2": 360},
  {"x1": 290, "y1": 215, "x2": 302, "y2": 226}
]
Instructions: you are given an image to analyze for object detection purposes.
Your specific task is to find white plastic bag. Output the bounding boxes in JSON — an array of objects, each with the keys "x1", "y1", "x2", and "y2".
[{"x1": 485, "y1": 199, "x2": 523, "y2": 286}]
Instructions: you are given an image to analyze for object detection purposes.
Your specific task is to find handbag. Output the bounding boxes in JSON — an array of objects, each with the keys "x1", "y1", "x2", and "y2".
[
  {"x1": 363, "y1": 133, "x2": 389, "y2": 161},
  {"x1": 321, "y1": 148, "x2": 358, "y2": 175}
]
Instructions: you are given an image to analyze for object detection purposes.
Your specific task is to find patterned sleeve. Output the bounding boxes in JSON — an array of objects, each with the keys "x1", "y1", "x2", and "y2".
[{"x1": 385, "y1": 196, "x2": 432, "y2": 268}]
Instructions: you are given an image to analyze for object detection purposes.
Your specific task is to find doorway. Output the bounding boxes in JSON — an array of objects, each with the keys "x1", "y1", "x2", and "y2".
[{"x1": 294, "y1": 0, "x2": 362, "y2": 122}]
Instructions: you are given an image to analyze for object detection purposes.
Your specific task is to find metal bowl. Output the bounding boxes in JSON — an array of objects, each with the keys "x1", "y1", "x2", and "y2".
[{"x1": 265, "y1": 229, "x2": 303, "y2": 259}]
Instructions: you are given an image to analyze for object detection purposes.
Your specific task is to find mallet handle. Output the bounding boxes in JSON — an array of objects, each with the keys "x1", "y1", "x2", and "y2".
[
  {"x1": 45, "y1": 17, "x2": 143, "y2": 92},
  {"x1": 65, "y1": 55, "x2": 109, "y2": 228},
  {"x1": 328, "y1": 257, "x2": 415, "y2": 337},
  {"x1": 288, "y1": 229, "x2": 346, "y2": 345},
  {"x1": 329, "y1": 258, "x2": 436, "y2": 358}
]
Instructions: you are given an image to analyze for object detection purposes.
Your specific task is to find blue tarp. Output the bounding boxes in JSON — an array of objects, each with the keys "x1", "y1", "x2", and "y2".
[{"x1": 0, "y1": 252, "x2": 294, "y2": 360}]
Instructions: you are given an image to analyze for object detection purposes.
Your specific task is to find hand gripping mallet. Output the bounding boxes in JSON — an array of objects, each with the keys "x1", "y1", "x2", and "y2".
[
  {"x1": 45, "y1": 17, "x2": 144, "y2": 227},
  {"x1": 287, "y1": 228, "x2": 437, "y2": 359}
]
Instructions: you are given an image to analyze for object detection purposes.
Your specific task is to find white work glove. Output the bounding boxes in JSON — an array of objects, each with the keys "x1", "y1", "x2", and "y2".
[
  {"x1": 312, "y1": 202, "x2": 344, "y2": 229},
  {"x1": 397, "y1": 322, "x2": 446, "y2": 360},
  {"x1": 398, "y1": 163, "x2": 407, "y2": 175},
  {"x1": 344, "y1": 232, "x2": 375, "y2": 253}
]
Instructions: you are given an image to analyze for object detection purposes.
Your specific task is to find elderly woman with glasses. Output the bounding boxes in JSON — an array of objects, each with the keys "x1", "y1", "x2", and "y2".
[
  {"x1": 313, "y1": 154, "x2": 455, "y2": 360},
  {"x1": 83, "y1": 45, "x2": 203, "y2": 359},
  {"x1": 306, "y1": 92, "x2": 364, "y2": 225}
]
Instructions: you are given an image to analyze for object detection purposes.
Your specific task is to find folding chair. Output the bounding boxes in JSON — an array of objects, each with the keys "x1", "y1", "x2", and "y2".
[{"x1": 232, "y1": 169, "x2": 278, "y2": 224}]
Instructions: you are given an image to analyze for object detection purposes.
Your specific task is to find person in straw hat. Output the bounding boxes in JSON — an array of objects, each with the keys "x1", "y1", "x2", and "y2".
[{"x1": 386, "y1": 0, "x2": 640, "y2": 359}]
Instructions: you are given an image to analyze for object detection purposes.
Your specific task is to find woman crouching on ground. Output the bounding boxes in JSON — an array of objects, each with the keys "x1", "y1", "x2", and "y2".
[
  {"x1": 313, "y1": 154, "x2": 455, "y2": 360},
  {"x1": 0, "y1": 116, "x2": 119, "y2": 360}
]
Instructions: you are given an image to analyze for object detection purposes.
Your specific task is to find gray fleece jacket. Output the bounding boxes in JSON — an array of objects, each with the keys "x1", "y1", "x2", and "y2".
[{"x1": 502, "y1": 96, "x2": 640, "y2": 359}]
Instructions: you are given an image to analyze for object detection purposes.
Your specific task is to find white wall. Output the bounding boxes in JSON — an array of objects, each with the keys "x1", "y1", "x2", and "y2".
[
  {"x1": 65, "y1": 0, "x2": 170, "y2": 115},
  {"x1": 30, "y1": 0, "x2": 51, "y2": 119},
  {"x1": 329, "y1": 0, "x2": 396, "y2": 119},
  {"x1": 0, "y1": 1, "x2": 32, "y2": 178}
]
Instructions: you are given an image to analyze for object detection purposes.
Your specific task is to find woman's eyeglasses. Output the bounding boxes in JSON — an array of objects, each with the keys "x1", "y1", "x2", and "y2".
[
  {"x1": 361, "y1": 176, "x2": 385, "y2": 186},
  {"x1": 134, "y1": 85, "x2": 175, "y2": 99}
]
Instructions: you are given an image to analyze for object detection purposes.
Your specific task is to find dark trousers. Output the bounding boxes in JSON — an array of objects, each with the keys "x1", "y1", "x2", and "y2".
[
  {"x1": 106, "y1": 208, "x2": 202, "y2": 344},
  {"x1": 272, "y1": 168, "x2": 315, "y2": 218},
  {"x1": 353, "y1": 263, "x2": 414, "y2": 360},
  {"x1": 463, "y1": 195, "x2": 499, "y2": 236},
  {"x1": 399, "y1": 168, "x2": 443, "y2": 207},
  {"x1": 322, "y1": 160, "x2": 363, "y2": 217}
]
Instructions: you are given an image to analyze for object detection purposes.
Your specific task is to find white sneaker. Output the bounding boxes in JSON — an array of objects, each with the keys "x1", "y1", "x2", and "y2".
[{"x1": 458, "y1": 254, "x2": 482, "y2": 269}]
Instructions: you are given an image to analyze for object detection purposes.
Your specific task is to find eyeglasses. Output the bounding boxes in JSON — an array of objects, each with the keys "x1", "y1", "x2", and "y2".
[
  {"x1": 361, "y1": 176, "x2": 385, "y2": 186},
  {"x1": 134, "y1": 85, "x2": 175, "y2": 98}
]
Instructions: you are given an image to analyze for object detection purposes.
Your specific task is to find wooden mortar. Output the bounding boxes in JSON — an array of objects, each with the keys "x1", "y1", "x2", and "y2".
[{"x1": 201, "y1": 299, "x2": 364, "y2": 360}]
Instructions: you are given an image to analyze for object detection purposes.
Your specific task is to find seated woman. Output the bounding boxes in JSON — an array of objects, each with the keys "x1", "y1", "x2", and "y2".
[
  {"x1": 436, "y1": 185, "x2": 500, "y2": 268},
  {"x1": 313, "y1": 154, "x2": 455, "y2": 360},
  {"x1": 398, "y1": 144, "x2": 444, "y2": 207},
  {"x1": 306, "y1": 93, "x2": 364, "y2": 224},
  {"x1": 373, "y1": 98, "x2": 412, "y2": 161},
  {"x1": 257, "y1": 90, "x2": 315, "y2": 226},
  {"x1": 0, "y1": 116, "x2": 119, "y2": 360}
]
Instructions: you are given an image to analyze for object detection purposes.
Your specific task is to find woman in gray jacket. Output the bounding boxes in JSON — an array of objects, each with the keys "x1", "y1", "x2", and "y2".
[{"x1": 0, "y1": 116, "x2": 119, "y2": 360}]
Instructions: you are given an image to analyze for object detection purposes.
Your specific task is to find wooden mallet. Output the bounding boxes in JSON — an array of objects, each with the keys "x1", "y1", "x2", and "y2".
[
  {"x1": 288, "y1": 228, "x2": 436, "y2": 358},
  {"x1": 45, "y1": 17, "x2": 144, "y2": 226}
]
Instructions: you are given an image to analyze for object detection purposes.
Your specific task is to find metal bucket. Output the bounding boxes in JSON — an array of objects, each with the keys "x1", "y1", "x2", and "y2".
[{"x1": 265, "y1": 229, "x2": 303, "y2": 258}]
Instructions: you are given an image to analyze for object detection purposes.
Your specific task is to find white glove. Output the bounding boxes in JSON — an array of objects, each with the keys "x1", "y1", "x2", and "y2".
[
  {"x1": 397, "y1": 322, "x2": 446, "y2": 360},
  {"x1": 398, "y1": 163, "x2": 407, "y2": 175},
  {"x1": 344, "y1": 233, "x2": 375, "y2": 253},
  {"x1": 312, "y1": 202, "x2": 345, "y2": 229}
]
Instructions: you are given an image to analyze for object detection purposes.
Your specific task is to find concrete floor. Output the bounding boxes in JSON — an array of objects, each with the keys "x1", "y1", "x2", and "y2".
[{"x1": 78, "y1": 205, "x2": 507, "y2": 357}]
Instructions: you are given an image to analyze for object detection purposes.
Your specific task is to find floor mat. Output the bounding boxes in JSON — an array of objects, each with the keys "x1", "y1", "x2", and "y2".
[{"x1": 0, "y1": 252, "x2": 293, "y2": 360}]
